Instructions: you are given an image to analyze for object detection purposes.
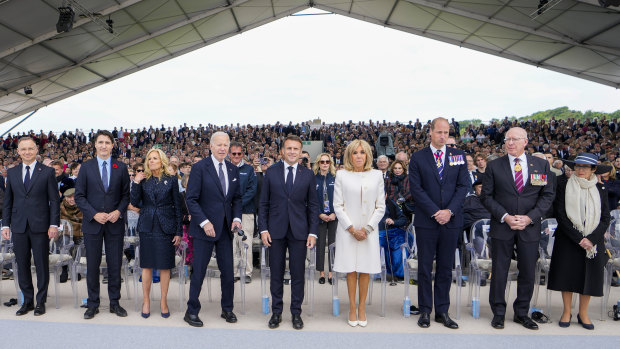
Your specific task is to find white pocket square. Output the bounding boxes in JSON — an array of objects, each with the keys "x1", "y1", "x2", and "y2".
[{"x1": 232, "y1": 178, "x2": 237, "y2": 182}]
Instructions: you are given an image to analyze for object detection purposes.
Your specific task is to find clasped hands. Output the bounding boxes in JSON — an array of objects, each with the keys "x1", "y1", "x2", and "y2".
[
  {"x1": 347, "y1": 226, "x2": 368, "y2": 241},
  {"x1": 578, "y1": 237, "x2": 594, "y2": 251},
  {"x1": 319, "y1": 213, "x2": 336, "y2": 223},
  {"x1": 504, "y1": 215, "x2": 532, "y2": 230},
  {"x1": 93, "y1": 210, "x2": 122, "y2": 225},
  {"x1": 433, "y1": 209, "x2": 452, "y2": 225}
]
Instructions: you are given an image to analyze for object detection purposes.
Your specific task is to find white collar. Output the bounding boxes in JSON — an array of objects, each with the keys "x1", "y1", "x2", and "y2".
[
  {"x1": 429, "y1": 144, "x2": 446, "y2": 155},
  {"x1": 283, "y1": 161, "x2": 298, "y2": 171},
  {"x1": 508, "y1": 152, "x2": 527, "y2": 164},
  {"x1": 211, "y1": 155, "x2": 226, "y2": 167},
  {"x1": 23, "y1": 160, "x2": 37, "y2": 169}
]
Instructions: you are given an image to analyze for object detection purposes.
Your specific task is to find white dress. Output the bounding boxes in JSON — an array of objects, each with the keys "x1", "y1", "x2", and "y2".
[{"x1": 333, "y1": 169, "x2": 386, "y2": 274}]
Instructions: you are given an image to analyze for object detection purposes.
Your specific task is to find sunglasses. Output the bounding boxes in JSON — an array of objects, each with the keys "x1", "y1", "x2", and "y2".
[
  {"x1": 319, "y1": 160, "x2": 331, "y2": 164},
  {"x1": 230, "y1": 152, "x2": 243, "y2": 156},
  {"x1": 446, "y1": 144, "x2": 457, "y2": 147},
  {"x1": 136, "y1": 169, "x2": 144, "y2": 172}
]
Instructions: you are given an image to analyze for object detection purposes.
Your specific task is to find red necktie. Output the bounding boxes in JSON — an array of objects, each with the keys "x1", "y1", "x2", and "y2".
[{"x1": 514, "y1": 158, "x2": 524, "y2": 193}]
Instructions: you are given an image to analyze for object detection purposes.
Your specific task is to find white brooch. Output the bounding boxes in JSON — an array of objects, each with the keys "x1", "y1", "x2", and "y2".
[{"x1": 164, "y1": 180, "x2": 168, "y2": 185}]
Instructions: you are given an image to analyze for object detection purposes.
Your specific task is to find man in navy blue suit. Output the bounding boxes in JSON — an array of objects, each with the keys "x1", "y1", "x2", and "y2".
[
  {"x1": 259, "y1": 134, "x2": 319, "y2": 330},
  {"x1": 74, "y1": 130, "x2": 130, "y2": 319},
  {"x1": 2, "y1": 137, "x2": 59, "y2": 316},
  {"x1": 408, "y1": 117, "x2": 469, "y2": 329},
  {"x1": 184, "y1": 131, "x2": 243, "y2": 327}
]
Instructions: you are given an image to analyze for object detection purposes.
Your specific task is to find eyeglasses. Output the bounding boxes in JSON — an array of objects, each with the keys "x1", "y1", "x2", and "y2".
[
  {"x1": 319, "y1": 160, "x2": 331, "y2": 164},
  {"x1": 446, "y1": 143, "x2": 457, "y2": 147},
  {"x1": 230, "y1": 152, "x2": 243, "y2": 156},
  {"x1": 129, "y1": 174, "x2": 135, "y2": 176},
  {"x1": 504, "y1": 137, "x2": 525, "y2": 143},
  {"x1": 136, "y1": 169, "x2": 144, "y2": 172}
]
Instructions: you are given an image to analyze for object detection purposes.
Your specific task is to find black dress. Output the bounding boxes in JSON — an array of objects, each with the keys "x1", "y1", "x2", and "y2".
[
  {"x1": 130, "y1": 174, "x2": 182, "y2": 270},
  {"x1": 547, "y1": 177, "x2": 610, "y2": 297}
]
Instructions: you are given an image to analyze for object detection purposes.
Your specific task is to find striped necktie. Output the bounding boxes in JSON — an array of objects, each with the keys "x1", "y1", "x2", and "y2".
[
  {"x1": 514, "y1": 158, "x2": 524, "y2": 193},
  {"x1": 435, "y1": 150, "x2": 443, "y2": 180}
]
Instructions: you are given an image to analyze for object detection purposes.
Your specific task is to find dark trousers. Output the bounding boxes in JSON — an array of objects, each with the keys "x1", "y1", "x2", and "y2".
[
  {"x1": 187, "y1": 226, "x2": 234, "y2": 315},
  {"x1": 13, "y1": 225, "x2": 49, "y2": 305},
  {"x1": 270, "y1": 227, "x2": 306, "y2": 315},
  {"x1": 316, "y1": 220, "x2": 337, "y2": 273},
  {"x1": 84, "y1": 225, "x2": 124, "y2": 308},
  {"x1": 415, "y1": 226, "x2": 458, "y2": 314},
  {"x1": 489, "y1": 236, "x2": 538, "y2": 317}
]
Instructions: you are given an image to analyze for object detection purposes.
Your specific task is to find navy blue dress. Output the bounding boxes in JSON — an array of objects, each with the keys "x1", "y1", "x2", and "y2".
[{"x1": 130, "y1": 174, "x2": 183, "y2": 269}]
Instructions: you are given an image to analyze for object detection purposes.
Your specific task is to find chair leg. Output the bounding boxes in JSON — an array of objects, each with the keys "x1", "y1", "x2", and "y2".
[
  {"x1": 54, "y1": 267, "x2": 60, "y2": 309},
  {"x1": 206, "y1": 270, "x2": 212, "y2": 302},
  {"x1": 455, "y1": 268, "x2": 462, "y2": 320},
  {"x1": 71, "y1": 264, "x2": 78, "y2": 308}
]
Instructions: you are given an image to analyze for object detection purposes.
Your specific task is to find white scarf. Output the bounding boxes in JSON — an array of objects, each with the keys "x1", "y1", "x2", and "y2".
[{"x1": 565, "y1": 173, "x2": 600, "y2": 259}]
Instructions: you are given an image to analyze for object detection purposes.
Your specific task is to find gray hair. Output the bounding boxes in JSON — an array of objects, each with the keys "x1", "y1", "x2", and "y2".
[
  {"x1": 210, "y1": 131, "x2": 230, "y2": 145},
  {"x1": 377, "y1": 155, "x2": 389, "y2": 162}
]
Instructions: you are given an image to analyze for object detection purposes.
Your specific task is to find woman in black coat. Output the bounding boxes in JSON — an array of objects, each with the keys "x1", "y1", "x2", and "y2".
[
  {"x1": 548, "y1": 153, "x2": 611, "y2": 330},
  {"x1": 131, "y1": 148, "x2": 182, "y2": 319}
]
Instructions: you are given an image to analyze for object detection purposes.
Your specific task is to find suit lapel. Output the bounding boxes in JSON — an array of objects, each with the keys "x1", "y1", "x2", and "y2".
[
  {"x1": 206, "y1": 157, "x2": 225, "y2": 198},
  {"x1": 226, "y1": 161, "x2": 234, "y2": 199},
  {"x1": 276, "y1": 161, "x2": 288, "y2": 195},
  {"x1": 11, "y1": 167, "x2": 25, "y2": 195},
  {"x1": 108, "y1": 159, "x2": 118, "y2": 192},
  {"x1": 502, "y1": 156, "x2": 519, "y2": 194},
  {"x1": 26, "y1": 163, "x2": 44, "y2": 194},
  {"x1": 290, "y1": 166, "x2": 303, "y2": 195},
  {"x1": 92, "y1": 159, "x2": 105, "y2": 192},
  {"x1": 425, "y1": 147, "x2": 441, "y2": 184}
]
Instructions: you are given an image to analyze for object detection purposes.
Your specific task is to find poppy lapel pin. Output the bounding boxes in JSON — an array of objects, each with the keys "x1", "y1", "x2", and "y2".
[{"x1": 112, "y1": 164, "x2": 118, "y2": 169}]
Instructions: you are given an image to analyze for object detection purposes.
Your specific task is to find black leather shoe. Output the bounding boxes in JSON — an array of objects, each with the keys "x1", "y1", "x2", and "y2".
[
  {"x1": 233, "y1": 277, "x2": 241, "y2": 283},
  {"x1": 16, "y1": 302, "x2": 34, "y2": 316},
  {"x1": 84, "y1": 307, "x2": 99, "y2": 319},
  {"x1": 292, "y1": 314, "x2": 304, "y2": 330},
  {"x1": 319, "y1": 276, "x2": 325, "y2": 284},
  {"x1": 268, "y1": 313, "x2": 282, "y2": 329},
  {"x1": 328, "y1": 278, "x2": 333, "y2": 285},
  {"x1": 184, "y1": 312, "x2": 204, "y2": 327},
  {"x1": 110, "y1": 304, "x2": 128, "y2": 317},
  {"x1": 221, "y1": 310, "x2": 238, "y2": 323},
  {"x1": 491, "y1": 315, "x2": 505, "y2": 329},
  {"x1": 60, "y1": 266, "x2": 68, "y2": 283},
  {"x1": 435, "y1": 312, "x2": 458, "y2": 329},
  {"x1": 514, "y1": 315, "x2": 539, "y2": 330},
  {"x1": 418, "y1": 312, "x2": 430, "y2": 328},
  {"x1": 34, "y1": 303, "x2": 46, "y2": 316},
  {"x1": 245, "y1": 276, "x2": 252, "y2": 284}
]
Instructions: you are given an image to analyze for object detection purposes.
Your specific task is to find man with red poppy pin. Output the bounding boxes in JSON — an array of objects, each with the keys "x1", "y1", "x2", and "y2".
[{"x1": 75, "y1": 130, "x2": 130, "y2": 319}]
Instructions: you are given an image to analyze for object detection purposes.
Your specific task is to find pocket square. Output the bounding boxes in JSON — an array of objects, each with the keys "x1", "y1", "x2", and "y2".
[{"x1": 232, "y1": 178, "x2": 237, "y2": 182}]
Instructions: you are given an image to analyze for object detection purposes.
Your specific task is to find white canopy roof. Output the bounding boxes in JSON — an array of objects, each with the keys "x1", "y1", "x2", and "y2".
[{"x1": 1, "y1": 0, "x2": 619, "y2": 124}]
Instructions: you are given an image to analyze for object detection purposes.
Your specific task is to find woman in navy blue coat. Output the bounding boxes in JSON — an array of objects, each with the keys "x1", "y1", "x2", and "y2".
[
  {"x1": 131, "y1": 148, "x2": 182, "y2": 318},
  {"x1": 313, "y1": 153, "x2": 337, "y2": 284}
]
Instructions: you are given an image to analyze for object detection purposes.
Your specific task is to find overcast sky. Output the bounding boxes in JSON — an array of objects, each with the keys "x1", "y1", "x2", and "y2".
[{"x1": 2, "y1": 9, "x2": 619, "y2": 135}]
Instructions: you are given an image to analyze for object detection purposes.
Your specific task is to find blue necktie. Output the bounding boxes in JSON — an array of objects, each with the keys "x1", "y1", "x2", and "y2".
[
  {"x1": 102, "y1": 161, "x2": 109, "y2": 192},
  {"x1": 435, "y1": 150, "x2": 444, "y2": 180},
  {"x1": 24, "y1": 165, "x2": 31, "y2": 191},
  {"x1": 286, "y1": 166, "x2": 294, "y2": 193},
  {"x1": 218, "y1": 162, "x2": 226, "y2": 195}
]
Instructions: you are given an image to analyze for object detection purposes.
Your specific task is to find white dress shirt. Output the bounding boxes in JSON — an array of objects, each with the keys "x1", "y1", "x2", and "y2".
[
  {"x1": 429, "y1": 144, "x2": 447, "y2": 165},
  {"x1": 501, "y1": 152, "x2": 528, "y2": 223},
  {"x1": 22, "y1": 160, "x2": 37, "y2": 182}
]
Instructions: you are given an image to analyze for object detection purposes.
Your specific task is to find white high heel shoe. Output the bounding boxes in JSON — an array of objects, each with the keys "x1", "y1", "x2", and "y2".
[
  {"x1": 358, "y1": 313, "x2": 367, "y2": 327},
  {"x1": 348, "y1": 319, "x2": 359, "y2": 327}
]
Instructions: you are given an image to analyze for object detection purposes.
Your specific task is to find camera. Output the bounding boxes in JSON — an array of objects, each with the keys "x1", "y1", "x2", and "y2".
[
  {"x1": 260, "y1": 157, "x2": 268, "y2": 165},
  {"x1": 301, "y1": 157, "x2": 309, "y2": 166}
]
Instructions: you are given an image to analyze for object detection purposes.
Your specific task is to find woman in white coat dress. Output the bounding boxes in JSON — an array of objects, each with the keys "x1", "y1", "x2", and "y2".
[{"x1": 333, "y1": 139, "x2": 386, "y2": 327}]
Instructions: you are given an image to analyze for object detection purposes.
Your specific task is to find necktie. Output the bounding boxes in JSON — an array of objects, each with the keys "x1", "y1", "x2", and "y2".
[
  {"x1": 24, "y1": 165, "x2": 31, "y2": 191},
  {"x1": 218, "y1": 162, "x2": 226, "y2": 195},
  {"x1": 435, "y1": 150, "x2": 443, "y2": 180},
  {"x1": 102, "y1": 161, "x2": 109, "y2": 192},
  {"x1": 514, "y1": 158, "x2": 524, "y2": 193},
  {"x1": 286, "y1": 166, "x2": 294, "y2": 193}
]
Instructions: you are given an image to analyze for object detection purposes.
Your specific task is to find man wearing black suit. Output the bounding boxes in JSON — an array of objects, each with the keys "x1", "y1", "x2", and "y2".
[
  {"x1": 480, "y1": 127, "x2": 555, "y2": 330},
  {"x1": 184, "y1": 131, "x2": 243, "y2": 327},
  {"x1": 259, "y1": 134, "x2": 319, "y2": 330},
  {"x1": 74, "y1": 130, "x2": 130, "y2": 319},
  {"x1": 2, "y1": 137, "x2": 59, "y2": 316},
  {"x1": 408, "y1": 117, "x2": 469, "y2": 329}
]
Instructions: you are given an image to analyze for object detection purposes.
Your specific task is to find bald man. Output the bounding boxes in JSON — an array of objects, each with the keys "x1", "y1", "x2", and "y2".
[{"x1": 480, "y1": 127, "x2": 554, "y2": 330}]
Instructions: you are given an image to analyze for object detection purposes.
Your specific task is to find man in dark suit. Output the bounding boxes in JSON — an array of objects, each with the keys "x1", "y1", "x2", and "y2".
[
  {"x1": 259, "y1": 134, "x2": 319, "y2": 330},
  {"x1": 408, "y1": 117, "x2": 468, "y2": 329},
  {"x1": 480, "y1": 127, "x2": 555, "y2": 330},
  {"x1": 184, "y1": 131, "x2": 243, "y2": 327},
  {"x1": 74, "y1": 130, "x2": 130, "y2": 319},
  {"x1": 2, "y1": 137, "x2": 59, "y2": 316}
]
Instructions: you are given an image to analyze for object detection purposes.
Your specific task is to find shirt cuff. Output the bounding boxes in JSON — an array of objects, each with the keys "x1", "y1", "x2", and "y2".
[
  {"x1": 501, "y1": 213, "x2": 508, "y2": 223},
  {"x1": 1, "y1": 226, "x2": 8, "y2": 230},
  {"x1": 260, "y1": 230, "x2": 268, "y2": 235},
  {"x1": 309, "y1": 234, "x2": 317, "y2": 238},
  {"x1": 365, "y1": 225, "x2": 374, "y2": 233},
  {"x1": 49, "y1": 225, "x2": 58, "y2": 228},
  {"x1": 199, "y1": 219, "x2": 210, "y2": 228},
  {"x1": 233, "y1": 218, "x2": 241, "y2": 223}
]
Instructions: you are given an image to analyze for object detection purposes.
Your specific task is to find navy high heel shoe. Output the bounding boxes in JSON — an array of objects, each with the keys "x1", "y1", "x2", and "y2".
[
  {"x1": 577, "y1": 314, "x2": 594, "y2": 330},
  {"x1": 141, "y1": 303, "x2": 150, "y2": 318},
  {"x1": 558, "y1": 314, "x2": 571, "y2": 328}
]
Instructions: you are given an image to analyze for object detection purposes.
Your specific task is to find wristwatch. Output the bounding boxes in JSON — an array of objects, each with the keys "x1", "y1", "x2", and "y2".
[{"x1": 448, "y1": 209, "x2": 454, "y2": 216}]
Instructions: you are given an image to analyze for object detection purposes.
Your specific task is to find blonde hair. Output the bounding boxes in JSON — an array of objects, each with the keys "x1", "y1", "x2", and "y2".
[
  {"x1": 343, "y1": 140, "x2": 373, "y2": 172},
  {"x1": 603, "y1": 161, "x2": 616, "y2": 180},
  {"x1": 144, "y1": 148, "x2": 176, "y2": 179},
  {"x1": 312, "y1": 153, "x2": 336, "y2": 176}
]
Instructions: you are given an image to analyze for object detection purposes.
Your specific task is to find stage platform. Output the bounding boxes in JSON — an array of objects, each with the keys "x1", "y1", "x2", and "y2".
[{"x1": 1, "y1": 270, "x2": 619, "y2": 348}]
